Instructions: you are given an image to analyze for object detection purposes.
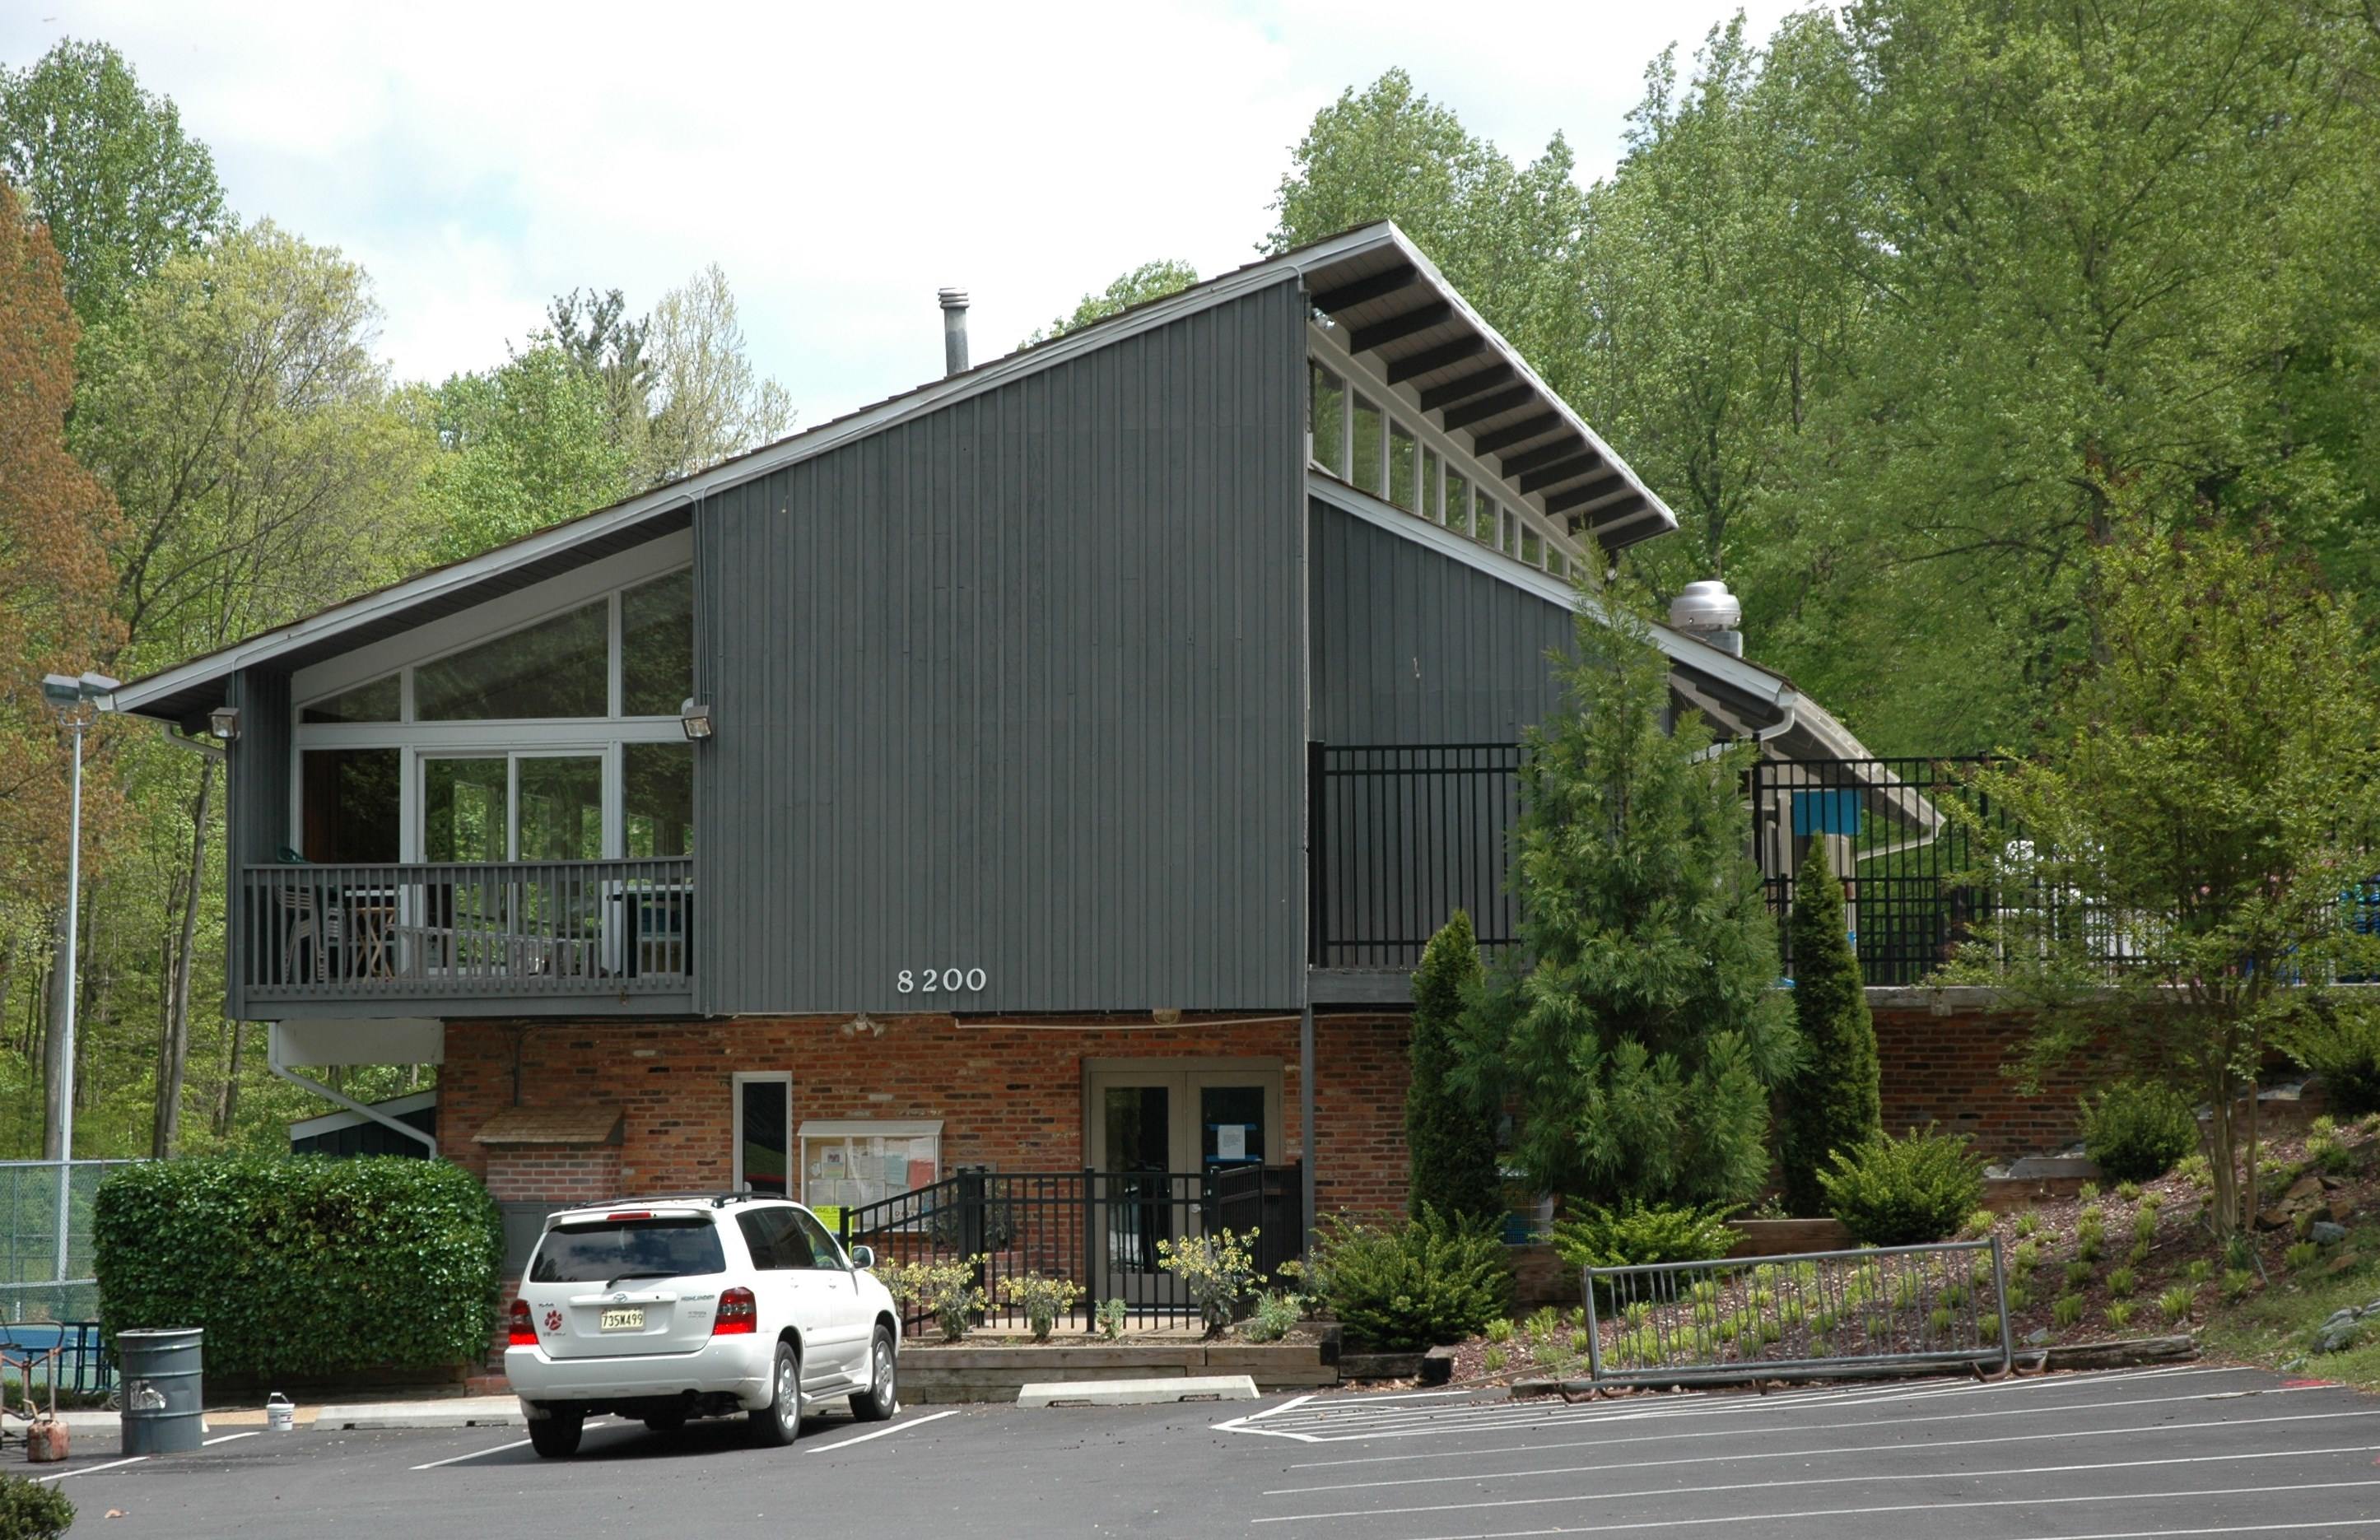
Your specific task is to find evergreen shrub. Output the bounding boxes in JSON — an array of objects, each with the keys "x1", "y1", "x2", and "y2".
[
  {"x1": 93, "y1": 1156, "x2": 503, "y2": 1380},
  {"x1": 1818, "y1": 1127, "x2": 1985, "y2": 1246},
  {"x1": 2286, "y1": 1004, "x2": 2380, "y2": 1118},
  {"x1": 1405, "y1": 910, "x2": 1500, "y2": 1221},
  {"x1": 1549, "y1": 1202, "x2": 1738, "y2": 1272},
  {"x1": 2079, "y1": 1081, "x2": 2199, "y2": 1182},
  {"x1": 1314, "y1": 1205, "x2": 1512, "y2": 1352},
  {"x1": 0, "y1": 1477, "x2": 70, "y2": 1540},
  {"x1": 1778, "y1": 840, "x2": 1881, "y2": 1214}
]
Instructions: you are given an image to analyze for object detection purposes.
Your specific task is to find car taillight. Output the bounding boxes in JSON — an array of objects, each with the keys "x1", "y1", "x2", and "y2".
[
  {"x1": 508, "y1": 1297, "x2": 536, "y2": 1347},
  {"x1": 713, "y1": 1286, "x2": 756, "y2": 1336}
]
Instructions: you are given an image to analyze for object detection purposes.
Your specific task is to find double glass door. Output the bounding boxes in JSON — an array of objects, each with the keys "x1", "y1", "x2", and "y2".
[{"x1": 1085, "y1": 1063, "x2": 1280, "y2": 1299}]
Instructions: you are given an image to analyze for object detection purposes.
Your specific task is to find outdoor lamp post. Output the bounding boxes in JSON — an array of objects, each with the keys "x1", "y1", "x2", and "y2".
[{"x1": 37, "y1": 671, "x2": 116, "y2": 1284}]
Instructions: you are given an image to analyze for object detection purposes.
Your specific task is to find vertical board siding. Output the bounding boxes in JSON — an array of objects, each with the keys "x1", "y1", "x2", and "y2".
[
  {"x1": 695, "y1": 280, "x2": 1307, "y2": 1014},
  {"x1": 1306, "y1": 500, "x2": 1577, "y2": 744},
  {"x1": 223, "y1": 667, "x2": 292, "y2": 1021}
]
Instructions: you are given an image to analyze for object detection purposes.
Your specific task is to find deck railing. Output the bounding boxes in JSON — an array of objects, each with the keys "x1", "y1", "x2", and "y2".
[
  {"x1": 237, "y1": 857, "x2": 694, "y2": 1002},
  {"x1": 1308, "y1": 742, "x2": 1522, "y2": 969}
]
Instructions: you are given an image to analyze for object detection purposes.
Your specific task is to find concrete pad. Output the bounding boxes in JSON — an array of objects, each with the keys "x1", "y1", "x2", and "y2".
[
  {"x1": 315, "y1": 1394, "x2": 523, "y2": 1430},
  {"x1": 1016, "y1": 1375, "x2": 1258, "y2": 1407}
]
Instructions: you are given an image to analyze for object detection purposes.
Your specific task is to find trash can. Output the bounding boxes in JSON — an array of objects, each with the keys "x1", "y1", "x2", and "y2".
[{"x1": 117, "y1": 1328, "x2": 204, "y2": 1455}]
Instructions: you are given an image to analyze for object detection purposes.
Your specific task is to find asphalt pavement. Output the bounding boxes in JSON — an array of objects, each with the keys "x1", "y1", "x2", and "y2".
[{"x1": 29, "y1": 1362, "x2": 2380, "y2": 1538}]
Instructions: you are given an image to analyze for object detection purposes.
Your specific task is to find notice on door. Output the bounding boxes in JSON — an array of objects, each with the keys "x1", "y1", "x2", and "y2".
[{"x1": 1216, "y1": 1124, "x2": 1246, "y2": 1161}]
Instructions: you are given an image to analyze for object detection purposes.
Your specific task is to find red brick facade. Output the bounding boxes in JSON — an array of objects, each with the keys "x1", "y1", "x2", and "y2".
[
  {"x1": 1871, "y1": 993, "x2": 2084, "y2": 1158},
  {"x1": 442, "y1": 1010, "x2": 1414, "y2": 1222}
]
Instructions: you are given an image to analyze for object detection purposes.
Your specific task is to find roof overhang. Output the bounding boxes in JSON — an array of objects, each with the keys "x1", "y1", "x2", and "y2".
[{"x1": 113, "y1": 220, "x2": 1676, "y2": 724}]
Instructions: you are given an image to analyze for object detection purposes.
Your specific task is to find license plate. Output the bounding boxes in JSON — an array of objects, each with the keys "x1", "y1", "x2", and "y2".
[{"x1": 600, "y1": 1308, "x2": 645, "y2": 1332}]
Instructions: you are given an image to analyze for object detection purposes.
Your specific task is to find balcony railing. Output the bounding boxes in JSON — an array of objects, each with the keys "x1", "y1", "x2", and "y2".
[
  {"x1": 1308, "y1": 742, "x2": 1522, "y2": 969},
  {"x1": 238, "y1": 858, "x2": 693, "y2": 1003}
]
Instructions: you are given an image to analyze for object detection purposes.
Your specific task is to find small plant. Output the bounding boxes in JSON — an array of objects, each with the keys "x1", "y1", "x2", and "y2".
[
  {"x1": 2175, "y1": 1152, "x2": 2212, "y2": 1189},
  {"x1": 2107, "y1": 1300, "x2": 2135, "y2": 1328},
  {"x1": 2005, "y1": 1284, "x2": 2029, "y2": 1312},
  {"x1": 2140, "y1": 1189, "x2": 2163, "y2": 1212},
  {"x1": 882, "y1": 1256, "x2": 990, "y2": 1342},
  {"x1": 2128, "y1": 1240, "x2": 2153, "y2": 1268},
  {"x1": 2114, "y1": 1181, "x2": 2143, "y2": 1203},
  {"x1": 2053, "y1": 1294, "x2": 2085, "y2": 1328},
  {"x1": 2079, "y1": 1181, "x2": 2100, "y2": 1203},
  {"x1": 2065, "y1": 1259, "x2": 2096, "y2": 1291},
  {"x1": 1485, "y1": 1317, "x2": 1516, "y2": 1344},
  {"x1": 2108, "y1": 1266, "x2": 2136, "y2": 1299},
  {"x1": 2286, "y1": 1241, "x2": 2321, "y2": 1271},
  {"x1": 1482, "y1": 1344, "x2": 1510, "y2": 1373},
  {"x1": 1525, "y1": 1305, "x2": 1563, "y2": 1346},
  {"x1": 1960, "y1": 1208, "x2": 1997, "y2": 1240},
  {"x1": 2015, "y1": 1212, "x2": 2041, "y2": 1238},
  {"x1": 1942, "y1": 1284, "x2": 1968, "y2": 1308},
  {"x1": 2222, "y1": 1268, "x2": 2256, "y2": 1302},
  {"x1": 0, "y1": 1476, "x2": 72, "y2": 1540},
  {"x1": 1097, "y1": 1297, "x2": 1128, "y2": 1341},
  {"x1": 2080, "y1": 1081, "x2": 2200, "y2": 1182},
  {"x1": 2309, "y1": 1133, "x2": 2352, "y2": 1175},
  {"x1": 2076, "y1": 1231, "x2": 2104, "y2": 1263},
  {"x1": 2133, "y1": 1208, "x2": 2159, "y2": 1242},
  {"x1": 1156, "y1": 1228, "x2": 1265, "y2": 1336},
  {"x1": 2185, "y1": 1259, "x2": 2214, "y2": 1285},
  {"x1": 1551, "y1": 1201, "x2": 1739, "y2": 1272},
  {"x1": 2159, "y1": 1285, "x2": 2196, "y2": 1324},
  {"x1": 2294, "y1": 1207, "x2": 2317, "y2": 1240},
  {"x1": 1928, "y1": 1305, "x2": 1955, "y2": 1335},
  {"x1": 1818, "y1": 1127, "x2": 1986, "y2": 1247},
  {"x1": 1311, "y1": 1207, "x2": 1511, "y2": 1352},
  {"x1": 997, "y1": 1272, "x2": 1085, "y2": 1342},
  {"x1": 2079, "y1": 1202, "x2": 2106, "y2": 1225},
  {"x1": 2286, "y1": 1011, "x2": 2380, "y2": 1117},
  {"x1": 2223, "y1": 1233, "x2": 2257, "y2": 1272},
  {"x1": 2013, "y1": 1240, "x2": 2042, "y2": 1274},
  {"x1": 1242, "y1": 1288, "x2": 1305, "y2": 1343}
]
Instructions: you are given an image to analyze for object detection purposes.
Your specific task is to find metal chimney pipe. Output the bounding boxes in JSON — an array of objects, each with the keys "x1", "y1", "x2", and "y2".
[{"x1": 938, "y1": 287, "x2": 969, "y2": 376}]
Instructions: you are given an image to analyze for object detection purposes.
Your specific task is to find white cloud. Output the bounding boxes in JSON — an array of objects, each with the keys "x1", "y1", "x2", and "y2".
[{"x1": 4, "y1": 0, "x2": 1798, "y2": 423}]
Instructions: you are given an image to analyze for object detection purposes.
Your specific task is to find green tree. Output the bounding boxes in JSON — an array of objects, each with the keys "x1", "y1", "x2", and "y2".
[
  {"x1": 1024, "y1": 259, "x2": 1198, "y2": 347},
  {"x1": 640, "y1": 263, "x2": 793, "y2": 485},
  {"x1": 1777, "y1": 840, "x2": 1880, "y2": 1214},
  {"x1": 0, "y1": 39, "x2": 230, "y2": 324},
  {"x1": 1461, "y1": 599, "x2": 1799, "y2": 1207},
  {"x1": 415, "y1": 341, "x2": 636, "y2": 562},
  {"x1": 1952, "y1": 512, "x2": 2380, "y2": 1239},
  {"x1": 545, "y1": 286, "x2": 652, "y2": 469},
  {"x1": 1405, "y1": 910, "x2": 1499, "y2": 1221}
]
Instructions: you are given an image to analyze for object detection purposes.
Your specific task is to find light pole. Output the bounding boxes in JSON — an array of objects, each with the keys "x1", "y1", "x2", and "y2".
[{"x1": 38, "y1": 672, "x2": 116, "y2": 1285}]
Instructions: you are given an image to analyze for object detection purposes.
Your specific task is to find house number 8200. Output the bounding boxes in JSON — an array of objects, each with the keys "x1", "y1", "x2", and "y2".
[{"x1": 897, "y1": 968, "x2": 986, "y2": 994}]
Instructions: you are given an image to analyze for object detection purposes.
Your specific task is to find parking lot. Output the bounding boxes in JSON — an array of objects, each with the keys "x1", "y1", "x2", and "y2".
[{"x1": 26, "y1": 1363, "x2": 2380, "y2": 1538}]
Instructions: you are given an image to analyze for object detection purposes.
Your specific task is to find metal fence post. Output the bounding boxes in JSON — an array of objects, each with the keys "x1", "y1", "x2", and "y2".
[
  {"x1": 957, "y1": 1166, "x2": 987, "y2": 1323},
  {"x1": 1081, "y1": 1168, "x2": 1097, "y2": 1335},
  {"x1": 1990, "y1": 1233, "x2": 2014, "y2": 1375},
  {"x1": 1583, "y1": 1264, "x2": 1604, "y2": 1384}
]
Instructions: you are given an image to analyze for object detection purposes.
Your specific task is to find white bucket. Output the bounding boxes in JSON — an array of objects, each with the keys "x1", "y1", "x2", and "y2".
[{"x1": 265, "y1": 1393, "x2": 294, "y2": 1433}]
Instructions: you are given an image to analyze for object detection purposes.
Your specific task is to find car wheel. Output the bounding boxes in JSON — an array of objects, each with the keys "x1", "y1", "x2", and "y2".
[
  {"x1": 528, "y1": 1407, "x2": 585, "y2": 1459},
  {"x1": 849, "y1": 1327, "x2": 897, "y2": 1421},
  {"x1": 748, "y1": 1340, "x2": 800, "y2": 1448}
]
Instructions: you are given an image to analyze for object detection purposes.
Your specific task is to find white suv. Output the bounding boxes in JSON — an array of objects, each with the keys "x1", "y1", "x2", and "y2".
[{"x1": 505, "y1": 1193, "x2": 901, "y2": 1456}]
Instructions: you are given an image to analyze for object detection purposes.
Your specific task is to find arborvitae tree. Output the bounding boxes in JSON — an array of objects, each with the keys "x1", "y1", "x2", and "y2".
[
  {"x1": 1461, "y1": 600, "x2": 1800, "y2": 1207},
  {"x1": 1406, "y1": 910, "x2": 1501, "y2": 1221},
  {"x1": 1777, "y1": 840, "x2": 1881, "y2": 1213}
]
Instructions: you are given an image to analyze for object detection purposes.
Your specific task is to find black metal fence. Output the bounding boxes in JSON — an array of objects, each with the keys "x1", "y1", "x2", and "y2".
[
  {"x1": 835, "y1": 1165, "x2": 1302, "y2": 1334},
  {"x1": 1309, "y1": 743, "x2": 1522, "y2": 968}
]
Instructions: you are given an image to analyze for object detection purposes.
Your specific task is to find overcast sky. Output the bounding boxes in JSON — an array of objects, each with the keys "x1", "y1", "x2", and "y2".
[{"x1": 2, "y1": 1, "x2": 1793, "y2": 427}]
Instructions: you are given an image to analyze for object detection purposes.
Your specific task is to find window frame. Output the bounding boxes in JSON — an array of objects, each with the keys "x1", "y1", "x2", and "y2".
[{"x1": 733, "y1": 1071, "x2": 794, "y2": 1198}]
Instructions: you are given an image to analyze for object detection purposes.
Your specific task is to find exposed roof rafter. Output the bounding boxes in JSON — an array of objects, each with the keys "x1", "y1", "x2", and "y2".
[
  {"x1": 1350, "y1": 300, "x2": 1455, "y2": 355},
  {"x1": 1474, "y1": 413, "x2": 1563, "y2": 455},
  {"x1": 1310, "y1": 263, "x2": 1420, "y2": 313},
  {"x1": 1417, "y1": 363, "x2": 1515, "y2": 412},
  {"x1": 1439, "y1": 385, "x2": 1536, "y2": 432},
  {"x1": 1382, "y1": 336, "x2": 1488, "y2": 384}
]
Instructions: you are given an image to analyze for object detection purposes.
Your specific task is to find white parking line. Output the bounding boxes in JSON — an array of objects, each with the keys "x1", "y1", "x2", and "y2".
[
  {"x1": 1263, "y1": 1406, "x2": 2380, "y2": 1496},
  {"x1": 805, "y1": 1408, "x2": 959, "y2": 1454},
  {"x1": 203, "y1": 1431, "x2": 260, "y2": 1446},
  {"x1": 1386, "y1": 1478, "x2": 2380, "y2": 1540},
  {"x1": 1253, "y1": 1444, "x2": 2380, "y2": 1525},
  {"x1": 1263, "y1": 1378, "x2": 2333, "y2": 1454},
  {"x1": 412, "y1": 1438, "x2": 532, "y2": 1470},
  {"x1": 30, "y1": 1454, "x2": 146, "y2": 1484}
]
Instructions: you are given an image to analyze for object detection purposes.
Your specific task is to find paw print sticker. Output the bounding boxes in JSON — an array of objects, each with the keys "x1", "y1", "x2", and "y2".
[{"x1": 543, "y1": 1309, "x2": 563, "y2": 1333}]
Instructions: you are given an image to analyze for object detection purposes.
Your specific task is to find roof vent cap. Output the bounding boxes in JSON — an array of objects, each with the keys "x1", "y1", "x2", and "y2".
[{"x1": 1668, "y1": 578, "x2": 1742, "y2": 635}]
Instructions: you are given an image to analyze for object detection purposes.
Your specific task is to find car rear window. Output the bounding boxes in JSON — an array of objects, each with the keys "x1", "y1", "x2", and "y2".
[{"x1": 530, "y1": 1216, "x2": 726, "y2": 1284}]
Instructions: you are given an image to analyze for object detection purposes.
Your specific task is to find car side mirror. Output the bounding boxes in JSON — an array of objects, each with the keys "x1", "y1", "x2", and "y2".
[{"x1": 850, "y1": 1245, "x2": 874, "y2": 1270}]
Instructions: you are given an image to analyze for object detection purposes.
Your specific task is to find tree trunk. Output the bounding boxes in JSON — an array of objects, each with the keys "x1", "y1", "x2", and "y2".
[
  {"x1": 153, "y1": 761, "x2": 212, "y2": 1158},
  {"x1": 213, "y1": 1018, "x2": 247, "y2": 1138}
]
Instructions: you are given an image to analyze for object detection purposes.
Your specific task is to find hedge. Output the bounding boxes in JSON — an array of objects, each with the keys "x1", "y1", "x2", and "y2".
[{"x1": 94, "y1": 1156, "x2": 505, "y2": 1379}]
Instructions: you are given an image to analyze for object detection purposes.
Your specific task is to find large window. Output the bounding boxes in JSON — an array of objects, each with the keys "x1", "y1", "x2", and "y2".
[
  {"x1": 1388, "y1": 422, "x2": 1418, "y2": 512},
  {"x1": 415, "y1": 602, "x2": 608, "y2": 721},
  {"x1": 300, "y1": 748, "x2": 399, "y2": 863},
  {"x1": 622, "y1": 570, "x2": 692, "y2": 718},
  {"x1": 1351, "y1": 394, "x2": 1384, "y2": 497},
  {"x1": 301, "y1": 675, "x2": 398, "y2": 725},
  {"x1": 624, "y1": 742, "x2": 694, "y2": 858},
  {"x1": 1309, "y1": 364, "x2": 1347, "y2": 478}
]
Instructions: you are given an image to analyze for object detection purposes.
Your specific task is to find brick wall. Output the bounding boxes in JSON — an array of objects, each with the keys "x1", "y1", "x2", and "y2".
[
  {"x1": 483, "y1": 1146, "x2": 622, "y2": 1206},
  {"x1": 1871, "y1": 994, "x2": 2083, "y2": 1161},
  {"x1": 440, "y1": 1011, "x2": 1416, "y2": 1224}
]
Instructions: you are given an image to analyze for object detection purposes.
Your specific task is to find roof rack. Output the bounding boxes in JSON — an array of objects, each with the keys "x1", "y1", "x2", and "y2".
[{"x1": 562, "y1": 1190, "x2": 783, "y2": 1212}]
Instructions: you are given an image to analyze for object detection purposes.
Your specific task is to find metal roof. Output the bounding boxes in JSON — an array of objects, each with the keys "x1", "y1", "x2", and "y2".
[{"x1": 112, "y1": 221, "x2": 1677, "y2": 723}]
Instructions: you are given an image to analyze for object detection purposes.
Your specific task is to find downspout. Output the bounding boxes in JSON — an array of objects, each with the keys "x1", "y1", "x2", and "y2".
[{"x1": 269, "y1": 1029, "x2": 438, "y2": 1157}]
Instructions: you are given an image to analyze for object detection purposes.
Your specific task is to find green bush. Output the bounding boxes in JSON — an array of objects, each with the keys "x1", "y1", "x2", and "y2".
[
  {"x1": 1313, "y1": 1205, "x2": 1512, "y2": 1352},
  {"x1": 0, "y1": 1476, "x2": 71, "y2": 1540},
  {"x1": 1406, "y1": 911, "x2": 1502, "y2": 1222},
  {"x1": 2079, "y1": 1081, "x2": 2199, "y2": 1182},
  {"x1": 1550, "y1": 1202, "x2": 1737, "y2": 1273},
  {"x1": 1817, "y1": 1127, "x2": 1985, "y2": 1247},
  {"x1": 1778, "y1": 842, "x2": 1883, "y2": 1214},
  {"x1": 94, "y1": 1156, "x2": 503, "y2": 1380},
  {"x1": 2285, "y1": 1001, "x2": 2380, "y2": 1117}
]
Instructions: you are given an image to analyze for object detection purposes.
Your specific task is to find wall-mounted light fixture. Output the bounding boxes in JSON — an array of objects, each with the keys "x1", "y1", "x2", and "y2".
[
  {"x1": 678, "y1": 697, "x2": 714, "y2": 742},
  {"x1": 207, "y1": 705, "x2": 242, "y2": 741}
]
